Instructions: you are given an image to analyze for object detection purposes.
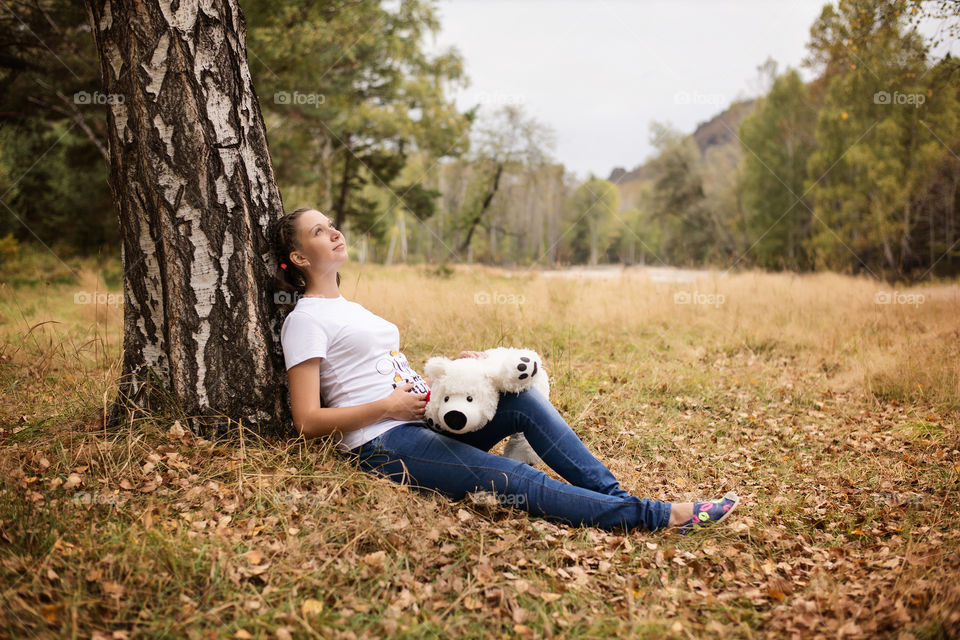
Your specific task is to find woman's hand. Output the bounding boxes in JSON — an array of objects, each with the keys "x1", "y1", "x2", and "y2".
[
  {"x1": 456, "y1": 350, "x2": 488, "y2": 359},
  {"x1": 382, "y1": 382, "x2": 428, "y2": 421}
]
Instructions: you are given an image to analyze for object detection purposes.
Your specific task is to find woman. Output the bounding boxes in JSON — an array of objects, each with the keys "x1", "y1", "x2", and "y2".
[{"x1": 271, "y1": 207, "x2": 740, "y2": 534}]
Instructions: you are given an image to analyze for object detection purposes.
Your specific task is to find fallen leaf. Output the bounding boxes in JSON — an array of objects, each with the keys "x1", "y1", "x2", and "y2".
[
  {"x1": 40, "y1": 603, "x2": 62, "y2": 623},
  {"x1": 167, "y1": 421, "x2": 187, "y2": 438},
  {"x1": 101, "y1": 581, "x2": 125, "y2": 598},
  {"x1": 301, "y1": 599, "x2": 324, "y2": 617},
  {"x1": 362, "y1": 550, "x2": 386, "y2": 568}
]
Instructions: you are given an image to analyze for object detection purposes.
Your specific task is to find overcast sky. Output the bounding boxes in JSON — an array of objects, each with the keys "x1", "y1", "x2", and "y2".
[{"x1": 425, "y1": 0, "x2": 956, "y2": 181}]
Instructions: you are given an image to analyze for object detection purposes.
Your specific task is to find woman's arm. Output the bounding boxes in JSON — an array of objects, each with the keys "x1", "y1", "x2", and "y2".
[{"x1": 288, "y1": 358, "x2": 427, "y2": 440}]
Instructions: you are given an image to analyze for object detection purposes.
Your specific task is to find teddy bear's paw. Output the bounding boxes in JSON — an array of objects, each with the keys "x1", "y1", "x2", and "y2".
[
  {"x1": 516, "y1": 356, "x2": 538, "y2": 380},
  {"x1": 498, "y1": 350, "x2": 542, "y2": 392}
]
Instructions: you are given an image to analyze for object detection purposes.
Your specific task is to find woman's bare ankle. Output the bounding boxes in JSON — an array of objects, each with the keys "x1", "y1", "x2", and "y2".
[{"x1": 668, "y1": 502, "x2": 694, "y2": 526}]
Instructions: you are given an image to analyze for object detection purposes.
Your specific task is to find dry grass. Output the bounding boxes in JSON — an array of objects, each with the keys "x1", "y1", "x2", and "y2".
[{"x1": 1, "y1": 251, "x2": 959, "y2": 639}]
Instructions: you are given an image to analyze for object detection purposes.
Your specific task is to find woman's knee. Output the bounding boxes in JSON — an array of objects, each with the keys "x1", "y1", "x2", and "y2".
[{"x1": 499, "y1": 387, "x2": 548, "y2": 412}]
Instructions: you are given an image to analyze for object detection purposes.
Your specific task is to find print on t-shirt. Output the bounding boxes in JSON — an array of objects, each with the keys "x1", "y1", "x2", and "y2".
[{"x1": 376, "y1": 349, "x2": 430, "y2": 394}]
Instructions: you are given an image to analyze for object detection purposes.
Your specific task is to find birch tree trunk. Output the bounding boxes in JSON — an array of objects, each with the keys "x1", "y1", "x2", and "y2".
[{"x1": 85, "y1": 0, "x2": 291, "y2": 437}]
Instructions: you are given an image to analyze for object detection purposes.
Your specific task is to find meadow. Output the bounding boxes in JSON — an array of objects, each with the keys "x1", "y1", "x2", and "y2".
[{"x1": 1, "y1": 250, "x2": 958, "y2": 639}]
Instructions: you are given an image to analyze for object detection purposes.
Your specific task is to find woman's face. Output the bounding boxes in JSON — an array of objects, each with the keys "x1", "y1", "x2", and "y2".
[{"x1": 292, "y1": 209, "x2": 348, "y2": 276}]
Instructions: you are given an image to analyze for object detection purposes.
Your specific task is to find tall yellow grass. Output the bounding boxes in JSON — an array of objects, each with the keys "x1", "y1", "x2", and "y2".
[
  {"x1": 1, "y1": 258, "x2": 957, "y2": 433},
  {"x1": 345, "y1": 264, "x2": 959, "y2": 408}
]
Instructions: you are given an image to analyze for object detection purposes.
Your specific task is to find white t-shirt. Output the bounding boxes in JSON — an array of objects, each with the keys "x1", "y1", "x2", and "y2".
[{"x1": 280, "y1": 294, "x2": 429, "y2": 451}]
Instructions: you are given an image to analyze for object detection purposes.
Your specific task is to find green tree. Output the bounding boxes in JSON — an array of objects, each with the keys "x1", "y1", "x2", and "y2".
[
  {"x1": 454, "y1": 105, "x2": 554, "y2": 256},
  {"x1": 568, "y1": 177, "x2": 620, "y2": 265},
  {"x1": 0, "y1": 0, "x2": 115, "y2": 252},
  {"x1": 242, "y1": 0, "x2": 471, "y2": 242},
  {"x1": 646, "y1": 123, "x2": 728, "y2": 265},
  {"x1": 738, "y1": 68, "x2": 818, "y2": 270},
  {"x1": 805, "y1": 0, "x2": 960, "y2": 277}
]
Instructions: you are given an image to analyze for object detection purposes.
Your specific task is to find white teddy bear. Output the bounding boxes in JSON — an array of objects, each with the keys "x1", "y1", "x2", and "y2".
[{"x1": 422, "y1": 347, "x2": 550, "y2": 466}]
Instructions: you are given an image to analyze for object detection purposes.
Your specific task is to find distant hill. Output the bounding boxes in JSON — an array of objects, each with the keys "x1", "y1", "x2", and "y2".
[{"x1": 608, "y1": 98, "x2": 757, "y2": 187}]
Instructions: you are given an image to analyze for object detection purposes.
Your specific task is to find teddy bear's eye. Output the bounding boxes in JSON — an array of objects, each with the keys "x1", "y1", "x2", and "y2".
[
  {"x1": 466, "y1": 396, "x2": 473, "y2": 402},
  {"x1": 444, "y1": 396, "x2": 449, "y2": 402}
]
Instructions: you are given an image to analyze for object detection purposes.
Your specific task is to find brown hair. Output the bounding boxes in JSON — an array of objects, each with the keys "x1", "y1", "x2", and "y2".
[{"x1": 268, "y1": 207, "x2": 341, "y2": 313}]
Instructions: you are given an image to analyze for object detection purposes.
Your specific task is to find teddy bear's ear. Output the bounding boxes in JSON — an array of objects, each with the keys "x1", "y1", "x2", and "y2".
[{"x1": 424, "y1": 356, "x2": 450, "y2": 380}]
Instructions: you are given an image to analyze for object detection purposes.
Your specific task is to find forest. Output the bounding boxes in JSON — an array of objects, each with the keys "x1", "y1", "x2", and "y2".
[{"x1": 1, "y1": 0, "x2": 957, "y2": 280}]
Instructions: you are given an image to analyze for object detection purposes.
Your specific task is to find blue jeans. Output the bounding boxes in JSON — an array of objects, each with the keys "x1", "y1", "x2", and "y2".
[{"x1": 343, "y1": 388, "x2": 672, "y2": 531}]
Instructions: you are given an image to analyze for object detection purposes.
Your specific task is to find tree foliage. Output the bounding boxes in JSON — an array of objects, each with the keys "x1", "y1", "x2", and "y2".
[{"x1": 242, "y1": 0, "x2": 472, "y2": 241}]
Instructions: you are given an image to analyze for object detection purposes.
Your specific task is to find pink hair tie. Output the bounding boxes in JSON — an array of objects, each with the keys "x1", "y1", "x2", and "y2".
[{"x1": 280, "y1": 262, "x2": 288, "y2": 270}]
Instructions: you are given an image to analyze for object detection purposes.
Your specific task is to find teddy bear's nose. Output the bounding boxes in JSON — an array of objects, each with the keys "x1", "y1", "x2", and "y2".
[{"x1": 443, "y1": 410, "x2": 467, "y2": 431}]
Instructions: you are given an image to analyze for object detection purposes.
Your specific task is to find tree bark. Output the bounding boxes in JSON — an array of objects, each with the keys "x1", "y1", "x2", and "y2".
[
  {"x1": 333, "y1": 136, "x2": 352, "y2": 230},
  {"x1": 85, "y1": 0, "x2": 291, "y2": 437},
  {"x1": 458, "y1": 162, "x2": 503, "y2": 254}
]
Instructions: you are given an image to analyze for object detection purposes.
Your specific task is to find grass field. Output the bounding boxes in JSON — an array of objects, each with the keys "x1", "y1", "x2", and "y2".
[{"x1": 1, "y1": 249, "x2": 959, "y2": 639}]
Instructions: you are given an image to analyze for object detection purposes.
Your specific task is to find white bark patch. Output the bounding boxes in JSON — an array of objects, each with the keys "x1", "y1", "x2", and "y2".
[
  {"x1": 143, "y1": 33, "x2": 170, "y2": 99},
  {"x1": 235, "y1": 62, "x2": 274, "y2": 220},
  {"x1": 100, "y1": 0, "x2": 113, "y2": 31},
  {"x1": 218, "y1": 147, "x2": 238, "y2": 177},
  {"x1": 153, "y1": 114, "x2": 175, "y2": 160},
  {"x1": 203, "y1": 77, "x2": 238, "y2": 145},
  {"x1": 214, "y1": 174, "x2": 235, "y2": 209},
  {"x1": 191, "y1": 14, "x2": 233, "y2": 144},
  {"x1": 155, "y1": 164, "x2": 185, "y2": 207},
  {"x1": 180, "y1": 204, "x2": 217, "y2": 408},
  {"x1": 240, "y1": 145, "x2": 270, "y2": 212},
  {"x1": 218, "y1": 231, "x2": 233, "y2": 307},
  {"x1": 104, "y1": 41, "x2": 123, "y2": 83},
  {"x1": 111, "y1": 102, "x2": 129, "y2": 143},
  {"x1": 199, "y1": 0, "x2": 222, "y2": 21},
  {"x1": 135, "y1": 221, "x2": 166, "y2": 374},
  {"x1": 159, "y1": 0, "x2": 199, "y2": 33},
  {"x1": 247, "y1": 410, "x2": 272, "y2": 425},
  {"x1": 136, "y1": 315, "x2": 166, "y2": 373},
  {"x1": 241, "y1": 248, "x2": 267, "y2": 371}
]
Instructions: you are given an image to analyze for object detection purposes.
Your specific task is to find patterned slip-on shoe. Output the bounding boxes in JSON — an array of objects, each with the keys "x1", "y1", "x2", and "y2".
[{"x1": 676, "y1": 491, "x2": 740, "y2": 535}]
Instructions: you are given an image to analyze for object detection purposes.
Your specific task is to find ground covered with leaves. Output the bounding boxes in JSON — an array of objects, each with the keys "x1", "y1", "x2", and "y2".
[{"x1": 1, "y1": 258, "x2": 959, "y2": 638}]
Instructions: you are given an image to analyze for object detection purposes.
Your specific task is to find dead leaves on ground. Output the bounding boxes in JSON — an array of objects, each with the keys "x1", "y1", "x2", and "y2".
[{"x1": 0, "y1": 387, "x2": 958, "y2": 638}]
